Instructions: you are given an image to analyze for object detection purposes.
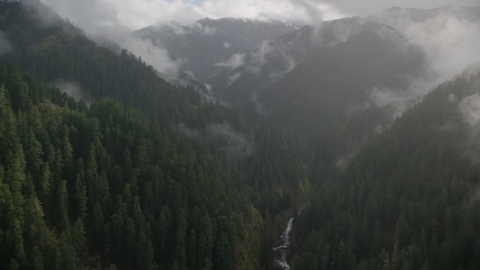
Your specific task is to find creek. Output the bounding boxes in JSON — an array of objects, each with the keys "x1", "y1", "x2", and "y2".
[{"x1": 273, "y1": 218, "x2": 294, "y2": 270}]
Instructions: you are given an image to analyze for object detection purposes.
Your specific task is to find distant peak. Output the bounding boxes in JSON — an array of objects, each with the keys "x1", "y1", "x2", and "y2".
[
  {"x1": 384, "y1": 6, "x2": 412, "y2": 12},
  {"x1": 196, "y1": 17, "x2": 217, "y2": 23}
]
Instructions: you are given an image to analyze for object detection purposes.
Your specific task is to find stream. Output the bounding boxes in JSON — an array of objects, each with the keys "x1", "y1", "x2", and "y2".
[{"x1": 273, "y1": 218, "x2": 294, "y2": 270}]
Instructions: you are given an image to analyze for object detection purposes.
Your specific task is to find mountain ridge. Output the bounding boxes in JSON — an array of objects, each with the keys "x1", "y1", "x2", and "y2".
[{"x1": 135, "y1": 16, "x2": 301, "y2": 82}]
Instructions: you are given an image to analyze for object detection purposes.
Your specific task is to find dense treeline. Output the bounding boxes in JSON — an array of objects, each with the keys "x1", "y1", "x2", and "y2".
[
  {"x1": 0, "y1": 1, "x2": 313, "y2": 269},
  {"x1": 0, "y1": 1, "x2": 311, "y2": 205},
  {"x1": 290, "y1": 73, "x2": 480, "y2": 269},
  {"x1": 0, "y1": 64, "x2": 303, "y2": 270}
]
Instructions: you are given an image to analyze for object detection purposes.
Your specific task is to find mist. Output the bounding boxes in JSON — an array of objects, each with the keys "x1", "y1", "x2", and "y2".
[
  {"x1": 50, "y1": 80, "x2": 91, "y2": 105},
  {"x1": 367, "y1": 7, "x2": 480, "y2": 113},
  {"x1": 37, "y1": 0, "x2": 179, "y2": 74},
  {"x1": 0, "y1": 30, "x2": 12, "y2": 56},
  {"x1": 101, "y1": 31, "x2": 179, "y2": 74},
  {"x1": 176, "y1": 122, "x2": 253, "y2": 158},
  {"x1": 458, "y1": 85, "x2": 480, "y2": 164},
  {"x1": 215, "y1": 53, "x2": 246, "y2": 70}
]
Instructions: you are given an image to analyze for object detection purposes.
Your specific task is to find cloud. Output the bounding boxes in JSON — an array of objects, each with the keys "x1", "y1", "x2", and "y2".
[
  {"x1": 38, "y1": 0, "x2": 478, "y2": 75},
  {"x1": 335, "y1": 150, "x2": 357, "y2": 169},
  {"x1": 0, "y1": 31, "x2": 13, "y2": 56},
  {"x1": 452, "y1": 73, "x2": 480, "y2": 164},
  {"x1": 379, "y1": 9, "x2": 480, "y2": 82},
  {"x1": 114, "y1": 34, "x2": 180, "y2": 73},
  {"x1": 207, "y1": 123, "x2": 253, "y2": 157},
  {"x1": 247, "y1": 40, "x2": 274, "y2": 75},
  {"x1": 457, "y1": 91, "x2": 480, "y2": 164},
  {"x1": 223, "y1": 42, "x2": 231, "y2": 48},
  {"x1": 176, "y1": 123, "x2": 203, "y2": 140},
  {"x1": 227, "y1": 73, "x2": 241, "y2": 86},
  {"x1": 285, "y1": 0, "x2": 332, "y2": 25},
  {"x1": 176, "y1": 122, "x2": 253, "y2": 158},
  {"x1": 369, "y1": 78, "x2": 430, "y2": 115},
  {"x1": 215, "y1": 53, "x2": 246, "y2": 70},
  {"x1": 459, "y1": 93, "x2": 480, "y2": 127},
  {"x1": 190, "y1": 22, "x2": 216, "y2": 35},
  {"x1": 313, "y1": 0, "x2": 478, "y2": 18},
  {"x1": 50, "y1": 80, "x2": 91, "y2": 106},
  {"x1": 151, "y1": 21, "x2": 188, "y2": 36},
  {"x1": 39, "y1": 0, "x2": 345, "y2": 33},
  {"x1": 32, "y1": 0, "x2": 180, "y2": 74},
  {"x1": 365, "y1": 7, "x2": 480, "y2": 118},
  {"x1": 39, "y1": 0, "x2": 480, "y2": 34},
  {"x1": 21, "y1": 0, "x2": 65, "y2": 27}
]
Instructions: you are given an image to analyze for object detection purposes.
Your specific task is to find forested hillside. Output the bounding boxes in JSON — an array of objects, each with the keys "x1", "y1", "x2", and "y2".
[
  {"x1": 0, "y1": 1, "x2": 313, "y2": 269},
  {"x1": 4, "y1": 1, "x2": 480, "y2": 270},
  {"x1": 289, "y1": 71, "x2": 480, "y2": 269},
  {"x1": 207, "y1": 16, "x2": 426, "y2": 169},
  {"x1": 0, "y1": 60, "x2": 304, "y2": 270}
]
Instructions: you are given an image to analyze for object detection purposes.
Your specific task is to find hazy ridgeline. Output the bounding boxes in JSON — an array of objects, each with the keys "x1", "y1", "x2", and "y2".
[{"x1": 1, "y1": 1, "x2": 480, "y2": 270}]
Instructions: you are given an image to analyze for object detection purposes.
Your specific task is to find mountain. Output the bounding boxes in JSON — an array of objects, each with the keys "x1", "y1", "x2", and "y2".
[
  {"x1": 259, "y1": 25, "x2": 424, "y2": 145},
  {"x1": 3, "y1": 1, "x2": 480, "y2": 270},
  {"x1": 0, "y1": 1, "x2": 312, "y2": 269},
  {"x1": 373, "y1": 5, "x2": 480, "y2": 29},
  {"x1": 209, "y1": 17, "x2": 424, "y2": 110},
  {"x1": 207, "y1": 17, "x2": 379, "y2": 109},
  {"x1": 208, "y1": 5, "x2": 480, "y2": 166},
  {"x1": 289, "y1": 66, "x2": 480, "y2": 270},
  {"x1": 208, "y1": 17, "x2": 425, "y2": 166},
  {"x1": 135, "y1": 17, "x2": 300, "y2": 82}
]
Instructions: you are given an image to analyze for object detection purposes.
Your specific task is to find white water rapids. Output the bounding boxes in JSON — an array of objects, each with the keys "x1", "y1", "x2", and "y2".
[{"x1": 273, "y1": 218, "x2": 294, "y2": 270}]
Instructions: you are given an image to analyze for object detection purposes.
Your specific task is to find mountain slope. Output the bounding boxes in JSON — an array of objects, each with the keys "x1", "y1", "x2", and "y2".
[
  {"x1": 290, "y1": 69, "x2": 480, "y2": 270},
  {"x1": 208, "y1": 6, "x2": 480, "y2": 168},
  {"x1": 207, "y1": 17, "x2": 384, "y2": 110},
  {"x1": 261, "y1": 26, "x2": 424, "y2": 140},
  {"x1": 135, "y1": 17, "x2": 299, "y2": 82},
  {"x1": 209, "y1": 18, "x2": 425, "y2": 165},
  {"x1": 0, "y1": 1, "x2": 312, "y2": 269}
]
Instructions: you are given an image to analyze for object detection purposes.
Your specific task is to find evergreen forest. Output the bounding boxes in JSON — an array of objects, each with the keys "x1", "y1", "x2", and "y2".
[{"x1": 2, "y1": 1, "x2": 480, "y2": 270}]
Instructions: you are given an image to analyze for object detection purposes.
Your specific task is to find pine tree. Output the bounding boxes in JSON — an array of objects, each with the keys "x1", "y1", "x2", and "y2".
[
  {"x1": 188, "y1": 230, "x2": 197, "y2": 270},
  {"x1": 215, "y1": 232, "x2": 232, "y2": 270}
]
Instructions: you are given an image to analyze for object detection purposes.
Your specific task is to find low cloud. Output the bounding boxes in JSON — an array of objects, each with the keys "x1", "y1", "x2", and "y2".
[
  {"x1": 36, "y1": 0, "x2": 180, "y2": 74},
  {"x1": 335, "y1": 150, "x2": 357, "y2": 170},
  {"x1": 247, "y1": 40, "x2": 274, "y2": 75},
  {"x1": 369, "y1": 78, "x2": 430, "y2": 118},
  {"x1": 227, "y1": 73, "x2": 241, "y2": 86},
  {"x1": 113, "y1": 34, "x2": 180, "y2": 74},
  {"x1": 0, "y1": 31, "x2": 13, "y2": 56},
  {"x1": 39, "y1": 0, "x2": 479, "y2": 35},
  {"x1": 311, "y1": 0, "x2": 478, "y2": 18},
  {"x1": 22, "y1": 0, "x2": 66, "y2": 28},
  {"x1": 176, "y1": 122, "x2": 253, "y2": 158},
  {"x1": 400, "y1": 12, "x2": 480, "y2": 83},
  {"x1": 50, "y1": 80, "x2": 91, "y2": 105},
  {"x1": 361, "y1": 8, "x2": 480, "y2": 118},
  {"x1": 176, "y1": 123, "x2": 203, "y2": 141},
  {"x1": 215, "y1": 53, "x2": 246, "y2": 70},
  {"x1": 460, "y1": 93, "x2": 480, "y2": 126},
  {"x1": 40, "y1": 0, "x2": 342, "y2": 31},
  {"x1": 208, "y1": 123, "x2": 253, "y2": 157},
  {"x1": 151, "y1": 21, "x2": 188, "y2": 36},
  {"x1": 457, "y1": 78, "x2": 480, "y2": 164},
  {"x1": 190, "y1": 22, "x2": 216, "y2": 35}
]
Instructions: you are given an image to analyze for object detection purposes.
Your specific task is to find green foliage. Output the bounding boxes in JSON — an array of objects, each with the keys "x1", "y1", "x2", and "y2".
[
  {"x1": 0, "y1": 1, "x2": 313, "y2": 269},
  {"x1": 0, "y1": 17, "x2": 311, "y2": 270},
  {"x1": 291, "y1": 74, "x2": 480, "y2": 270}
]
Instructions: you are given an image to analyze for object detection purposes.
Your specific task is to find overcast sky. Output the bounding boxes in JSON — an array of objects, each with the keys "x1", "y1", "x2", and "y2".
[{"x1": 40, "y1": 0, "x2": 480, "y2": 32}]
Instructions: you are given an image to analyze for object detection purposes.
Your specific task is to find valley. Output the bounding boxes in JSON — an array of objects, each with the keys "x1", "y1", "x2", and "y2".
[{"x1": 1, "y1": 0, "x2": 480, "y2": 269}]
